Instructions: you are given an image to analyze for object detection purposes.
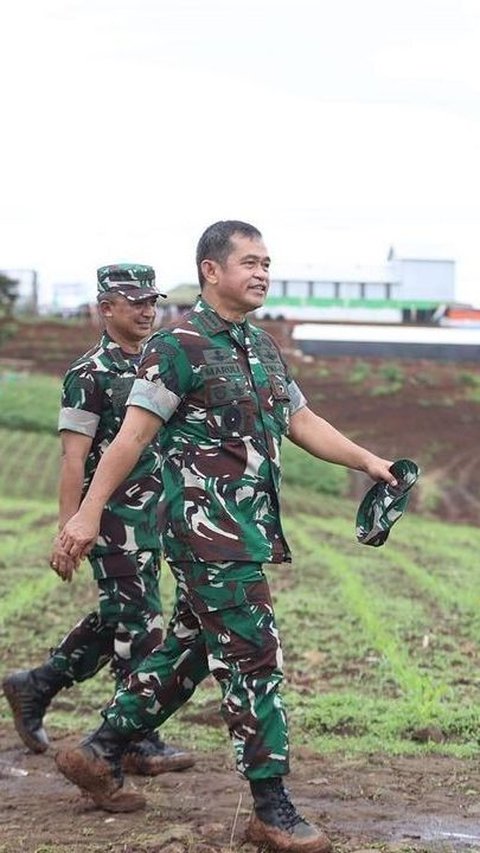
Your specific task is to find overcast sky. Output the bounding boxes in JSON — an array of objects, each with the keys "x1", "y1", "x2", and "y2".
[{"x1": 1, "y1": 0, "x2": 479, "y2": 305}]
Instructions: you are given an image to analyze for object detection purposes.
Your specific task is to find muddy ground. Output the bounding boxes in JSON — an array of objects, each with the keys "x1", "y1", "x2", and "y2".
[
  {"x1": 2, "y1": 320, "x2": 480, "y2": 851},
  {"x1": 2, "y1": 732, "x2": 480, "y2": 852}
]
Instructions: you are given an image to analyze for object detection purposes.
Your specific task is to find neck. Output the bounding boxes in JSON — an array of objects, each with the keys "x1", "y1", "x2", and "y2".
[
  {"x1": 105, "y1": 326, "x2": 143, "y2": 354},
  {"x1": 201, "y1": 293, "x2": 246, "y2": 323}
]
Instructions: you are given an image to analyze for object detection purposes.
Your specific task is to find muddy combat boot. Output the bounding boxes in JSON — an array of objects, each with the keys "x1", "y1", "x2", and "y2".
[
  {"x1": 55, "y1": 720, "x2": 145, "y2": 812},
  {"x1": 247, "y1": 777, "x2": 332, "y2": 853},
  {"x1": 2, "y1": 664, "x2": 71, "y2": 753},
  {"x1": 122, "y1": 730, "x2": 195, "y2": 775}
]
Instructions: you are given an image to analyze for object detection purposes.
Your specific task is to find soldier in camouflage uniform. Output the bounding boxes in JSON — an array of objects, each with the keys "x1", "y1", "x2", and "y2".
[
  {"x1": 2, "y1": 263, "x2": 195, "y2": 776},
  {"x1": 55, "y1": 223, "x2": 397, "y2": 851}
]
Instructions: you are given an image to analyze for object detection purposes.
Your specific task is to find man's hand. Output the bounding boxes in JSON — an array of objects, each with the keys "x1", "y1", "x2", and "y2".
[
  {"x1": 363, "y1": 455, "x2": 397, "y2": 486},
  {"x1": 49, "y1": 536, "x2": 81, "y2": 583},
  {"x1": 59, "y1": 510, "x2": 100, "y2": 559}
]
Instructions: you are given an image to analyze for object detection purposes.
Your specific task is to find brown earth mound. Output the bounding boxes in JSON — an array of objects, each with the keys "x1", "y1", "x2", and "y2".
[{"x1": 1, "y1": 317, "x2": 479, "y2": 524}]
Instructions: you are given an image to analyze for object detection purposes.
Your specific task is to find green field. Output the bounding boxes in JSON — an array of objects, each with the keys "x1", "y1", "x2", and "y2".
[
  {"x1": 0, "y1": 371, "x2": 60, "y2": 434},
  {"x1": 1, "y1": 369, "x2": 480, "y2": 760},
  {"x1": 1, "y1": 453, "x2": 480, "y2": 758}
]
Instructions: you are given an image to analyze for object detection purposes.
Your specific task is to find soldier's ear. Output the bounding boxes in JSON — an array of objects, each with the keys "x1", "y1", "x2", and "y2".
[
  {"x1": 98, "y1": 299, "x2": 113, "y2": 319},
  {"x1": 201, "y1": 259, "x2": 218, "y2": 286}
]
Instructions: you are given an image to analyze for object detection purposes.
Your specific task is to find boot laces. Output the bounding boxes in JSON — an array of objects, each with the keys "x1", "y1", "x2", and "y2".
[
  {"x1": 82, "y1": 730, "x2": 124, "y2": 784},
  {"x1": 270, "y1": 780, "x2": 306, "y2": 831}
]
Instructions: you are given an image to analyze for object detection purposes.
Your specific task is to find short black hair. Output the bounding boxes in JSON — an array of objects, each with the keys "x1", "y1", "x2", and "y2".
[{"x1": 196, "y1": 220, "x2": 262, "y2": 287}]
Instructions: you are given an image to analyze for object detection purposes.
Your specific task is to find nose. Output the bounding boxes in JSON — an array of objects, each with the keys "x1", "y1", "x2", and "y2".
[{"x1": 254, "y1": 265, "x2": 269, "y2": 282}]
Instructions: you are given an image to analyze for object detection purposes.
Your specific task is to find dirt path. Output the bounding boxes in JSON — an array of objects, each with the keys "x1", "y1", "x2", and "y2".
[{"x1": 2, "y1": 727, "x2": 480, "y2": 852}]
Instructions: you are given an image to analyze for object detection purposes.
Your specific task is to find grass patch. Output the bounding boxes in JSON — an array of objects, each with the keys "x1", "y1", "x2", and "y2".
[
  {"x1": 458, "y1": 370, "x2": 480, "y2": 388},
  {"x1": 282, "y1": 439, "x2": 347, "y2": 496},
  {"x1": 465, "y1": 387, "x2": 480, "y2": 404},
  {"x1": 378, "y1": 363, "x2": 405, "y2": 384},
  {"x1": 347, "y1": 361, "x2": 370, "y2": 384},
  {"x1": 0, "y1": 372, "x2": 60, "y2": 433},
  {"x1": 370, "y1": 382, "x2": 403, "y2": 396}
]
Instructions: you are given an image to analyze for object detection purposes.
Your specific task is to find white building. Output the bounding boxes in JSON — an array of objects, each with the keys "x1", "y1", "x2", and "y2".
[
  {"x1": 387, "y1": 246, "x2": 455, "y2": 302},
  {"x1": 255, "y1": 246, "x2": 456, "y2": 323}
]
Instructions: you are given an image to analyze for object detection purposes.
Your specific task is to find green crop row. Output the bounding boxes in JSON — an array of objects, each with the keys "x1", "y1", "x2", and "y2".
[
  {"x1": 2, "y1": 481, "x2": 480, "y2": 759},
  {"x1": 0, "y1": 428, "x2": 60, "y2": 500}
]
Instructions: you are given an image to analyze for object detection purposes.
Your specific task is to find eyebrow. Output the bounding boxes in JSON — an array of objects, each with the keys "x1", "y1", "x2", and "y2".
[{"x1": 240, "y1": 254, "x2": 271, "y2": 263}]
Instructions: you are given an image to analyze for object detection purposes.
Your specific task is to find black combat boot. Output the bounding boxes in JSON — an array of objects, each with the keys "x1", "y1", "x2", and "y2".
[
  {"x1": 55, "y1": 719, "x2": 146, "y2": 812},
  {"x1": 247, "y1": 777, "x2": 332, "y2": 852},
  {"x1": 2, "y1": 664, "x2": 72, "y2": 753},
  {"x1": 122, "y1": 729, "x2": 195, "y2": 775}
]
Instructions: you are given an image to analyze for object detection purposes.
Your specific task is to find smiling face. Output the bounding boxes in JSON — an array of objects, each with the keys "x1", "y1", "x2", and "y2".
[
  {"x1": 201, "y1": 233, "x2": 271, "y2": 321},
  {"x1": 99, "y1": 294, "x2": 158, "y2": 351}
]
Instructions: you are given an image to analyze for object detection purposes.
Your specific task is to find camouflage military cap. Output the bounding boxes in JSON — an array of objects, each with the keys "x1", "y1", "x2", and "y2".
[
  {"x1": 97, "y1": 263, "x2": 167, "y2": 301},
  {"x1": 356, "y1": 458, "x2": 420, "y2": 547}
]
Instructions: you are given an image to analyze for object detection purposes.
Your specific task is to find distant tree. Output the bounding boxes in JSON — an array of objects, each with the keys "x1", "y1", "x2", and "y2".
[{"x1": 0, "y1": 272, "x2": 19, "y2": 315}]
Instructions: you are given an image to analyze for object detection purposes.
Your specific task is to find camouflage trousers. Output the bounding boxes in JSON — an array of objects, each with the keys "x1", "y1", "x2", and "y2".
[
  {"x1": 103, "y1": 561, "x2": 289, "y2": 780},
  {"x1": 49, "y1": 550, "x2": 164, "y2": 687}
]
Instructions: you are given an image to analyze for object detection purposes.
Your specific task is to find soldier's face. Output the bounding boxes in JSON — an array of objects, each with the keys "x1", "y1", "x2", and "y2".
[
  {"x1": 213, "y1": 235, "x2": 271, "y2": 318},
  {"x1": 105, "y1": 295, "x2": 157, "y2": 343}
]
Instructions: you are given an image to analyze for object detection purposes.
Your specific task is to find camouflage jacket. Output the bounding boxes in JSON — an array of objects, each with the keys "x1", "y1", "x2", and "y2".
[
  {"x1": 127, "y1": 298, "x2": 307, "y2": 563},
  {"x1": 58, "y1": 332, "x2": 161, "y2": 557}
]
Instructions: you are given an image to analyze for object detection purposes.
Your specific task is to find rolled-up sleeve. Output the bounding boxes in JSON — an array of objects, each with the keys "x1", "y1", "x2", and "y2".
[
  {"x1": 59, "y1": 366, "x2": 103, "y2": 436},
  {"x1": 127, "y1": 377, "x2": 181, "y2": 421},
  {"x1": 58, "y1": 407, "x2": 100, "y2": 436},
  {"x1": 288, "y1": 379, "x2": 307, "y2": 415}
]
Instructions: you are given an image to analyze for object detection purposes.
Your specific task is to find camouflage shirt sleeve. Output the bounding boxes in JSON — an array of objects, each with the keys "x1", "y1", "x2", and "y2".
[
  {"x1": 274, "y1": 343, "x2": 307, "y2": 417},
  {"x1": 126, "y1": 332, "x2": 195, "y2": 421},
  {"x1": 58, "y1": 364, "x2": 103, "y2": 437},
  {"x1": 287, "y1": 378, "x2": 307, "y2": 416}
]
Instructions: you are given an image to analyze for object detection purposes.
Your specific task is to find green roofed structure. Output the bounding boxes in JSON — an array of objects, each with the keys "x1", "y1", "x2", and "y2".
[
  {"x1": 159, "y1": 283, "x2": 200, "y2": 323},
  {"x1": 164, "y1": 284, "x2": 199, "y2": 307}
]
